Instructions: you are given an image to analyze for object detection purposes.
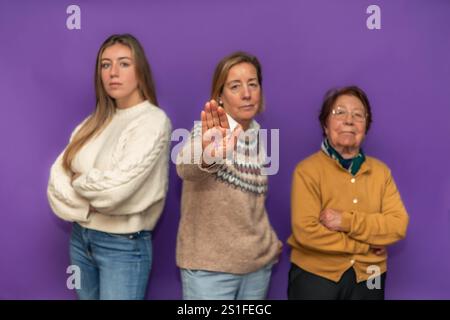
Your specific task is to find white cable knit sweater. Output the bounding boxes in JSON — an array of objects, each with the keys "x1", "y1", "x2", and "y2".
[{"x1": 47, "y1": 100, "x2": 171, "y2": 233}]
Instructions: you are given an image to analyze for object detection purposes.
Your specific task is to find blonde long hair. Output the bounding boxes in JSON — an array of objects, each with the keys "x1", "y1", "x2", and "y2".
[{"x1": 62, "y1": 34, "x2": 158, "y2": 172}]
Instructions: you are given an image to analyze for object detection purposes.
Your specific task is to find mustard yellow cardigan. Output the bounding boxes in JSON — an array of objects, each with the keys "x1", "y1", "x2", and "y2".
[{"x1": 288, "y1": 151, "x2": 409, "y2": 283}]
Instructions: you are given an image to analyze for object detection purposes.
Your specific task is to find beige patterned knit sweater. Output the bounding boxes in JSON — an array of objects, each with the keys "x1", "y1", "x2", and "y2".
[{"x1": 176, "y1": 115, "x2": 280, "y2": 274}]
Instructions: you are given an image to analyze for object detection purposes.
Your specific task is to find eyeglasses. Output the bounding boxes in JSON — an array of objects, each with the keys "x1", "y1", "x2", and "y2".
[{"x1": 331, "y1": 107, "x2": 366, "y2": 122}]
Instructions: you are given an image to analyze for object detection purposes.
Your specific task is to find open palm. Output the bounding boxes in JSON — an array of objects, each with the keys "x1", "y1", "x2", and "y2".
[{"x1": 201, "y1": 100, "x2": 241, "y2": 166}]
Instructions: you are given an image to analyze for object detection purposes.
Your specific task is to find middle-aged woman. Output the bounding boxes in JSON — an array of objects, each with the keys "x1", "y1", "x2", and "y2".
[
  {"x1": 287, "y1": 86, "x2": 409, "y2": 300},
  {"x1": 176, "y1": 51, "x2": 282, "y2": 300}
]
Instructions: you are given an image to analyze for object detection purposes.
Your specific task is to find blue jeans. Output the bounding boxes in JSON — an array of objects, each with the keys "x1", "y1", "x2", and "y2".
[
  {"x1": 180, "y1": 264, "x2": 273, "y2": 300},
  {"x1": 70, "y1": 222, "x2": 152, "y2": 300}
]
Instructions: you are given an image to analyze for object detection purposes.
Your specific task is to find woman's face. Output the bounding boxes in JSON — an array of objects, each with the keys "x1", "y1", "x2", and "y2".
[
  {"x1": 220, "y1": 62, "x2": 261, "y2": 129},
  {"x1": 100, "y1": 43, "x2": 141, "y2": 108},
  {"x1": 325, "y1": 94, "x2": 367, "y2": 153}
]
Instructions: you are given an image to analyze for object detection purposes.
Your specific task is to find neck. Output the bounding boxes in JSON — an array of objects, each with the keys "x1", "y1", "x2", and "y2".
[
  {"x1": 329, "y1": 142, "x2": 359, "y2": 159},
  {"x1": 115, "y1": 91, "x2": 143, "y2": 109},
  {"x1": 238, "y1": 119, "x2": 251, "y2": 131}
]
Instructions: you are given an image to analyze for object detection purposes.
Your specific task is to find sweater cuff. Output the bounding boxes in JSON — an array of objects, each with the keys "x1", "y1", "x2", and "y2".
[
  {"x1": 197, "y1": 162, "x2": 222, "y2": 173},
  {"x1": 357, "y1": 242, "x2": 371, "y2": 254},
  {"x1": 72, "y1": 169, "x2": 101, "y2": 192},
  {"x1": 72, "y1": 173, "x2": 87, "y2": 194},
  {"x1": 340, "y1": 211, "x2": 353, "y2": 233}
]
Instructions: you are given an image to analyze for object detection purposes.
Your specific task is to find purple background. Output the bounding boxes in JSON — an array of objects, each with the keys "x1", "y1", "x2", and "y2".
[{"x1": 0, "y1": 0, "x2": 449, "y2": 299}]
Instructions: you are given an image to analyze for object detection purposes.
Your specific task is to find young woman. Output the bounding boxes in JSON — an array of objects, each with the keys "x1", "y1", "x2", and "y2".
[
  {"x1": 47, "y1": 34, "x2": 171, "y2": 300},
  {"x1": 176, "y1": 51, "x2": 282, "y2": 300}
]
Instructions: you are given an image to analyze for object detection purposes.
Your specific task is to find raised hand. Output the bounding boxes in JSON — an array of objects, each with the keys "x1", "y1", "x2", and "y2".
[{"x1": 201, "y1": 100, "x2": 242, "y2": 166}]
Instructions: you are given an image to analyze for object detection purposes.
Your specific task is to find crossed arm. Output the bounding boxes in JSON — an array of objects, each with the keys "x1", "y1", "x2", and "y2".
[{"x1": 291, "y1": 167, "x2": 408, "y2": 255}]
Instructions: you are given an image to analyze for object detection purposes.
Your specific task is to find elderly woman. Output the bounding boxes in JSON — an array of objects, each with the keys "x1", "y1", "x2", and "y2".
[
  {"x1": 176, "y1": 51, "x2": 281, "y2": 300},
  {"x1": 287, "y1": 86, "x2": 409, "y2": 300}
]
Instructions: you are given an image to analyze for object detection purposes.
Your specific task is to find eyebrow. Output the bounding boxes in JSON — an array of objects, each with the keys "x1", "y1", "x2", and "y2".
[
  {"x1": 226, "y1": 78, "x2": 258, "y2": 85},
  {"x1": 335, "y1": 104, "x2": 364, "y2": 111},
  {"x1": 101, "y1": 57, "x2": 132, "y2": 61}
]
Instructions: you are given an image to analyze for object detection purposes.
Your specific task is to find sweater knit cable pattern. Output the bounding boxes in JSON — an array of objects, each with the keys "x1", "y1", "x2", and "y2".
[
  {"x1": 48, "y1": 167, "x2": 78, "y2": 207},
  {"x1": 48, "y1": 120, "x2": 89, "y2": 208},
  {"x1": 74, "y1": 115, "x2": 169, "y2": 192}
]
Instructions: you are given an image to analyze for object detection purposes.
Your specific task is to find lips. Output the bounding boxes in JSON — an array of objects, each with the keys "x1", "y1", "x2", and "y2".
[
  {"x1": 109, "y1": 82, "x2": 122, "y2": 88},
  {"x1": 240, "y1": 104, "x2": 254, "y2": 110}
]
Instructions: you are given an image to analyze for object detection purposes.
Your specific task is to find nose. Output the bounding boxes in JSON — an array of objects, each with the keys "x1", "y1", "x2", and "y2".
[
  {"x1": 241, "y1": 84, "x2": 251, "y2": 100},
  {"x1": 343, "y1": 112, "x2": 354, "y2": 125},
  {"x1": 110, "y1": 62, "x2": 119, "y2": 78}
]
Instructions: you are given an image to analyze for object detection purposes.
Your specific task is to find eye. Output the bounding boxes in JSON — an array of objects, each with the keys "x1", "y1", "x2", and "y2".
[
  {"x1": 249, "y1": 83, "x2": 259, "y2": 89},
  {"x1": 120, "y1": 62, "x2": 130, "y2": 67},
  {"x1": 101, "y1": 63, "x2": 110, "y2": 69},
  {"x1": 354, "y1": 112, "x2": 364, "y2": 118},
  {"x1": 230, "y1": 84, "x2": 240, "y2": 91}
]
